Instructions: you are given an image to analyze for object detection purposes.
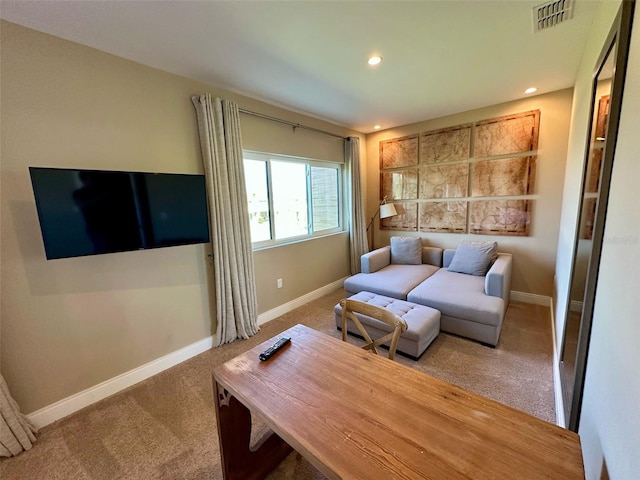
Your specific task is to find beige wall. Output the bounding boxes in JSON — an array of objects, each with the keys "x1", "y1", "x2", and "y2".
[
  {"x1": 365, "y1": 89, "x2": 574, "y2": 296},
  {"x1": 254, "y1": 233, "x2": 350, "y2": 312},
  {"x1": 0, "y1": 21, "x2": 360, "y2": 413}
]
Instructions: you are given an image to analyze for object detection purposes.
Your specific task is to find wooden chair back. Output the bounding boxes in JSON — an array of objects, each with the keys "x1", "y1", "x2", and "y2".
[{"x1": 339, "y1": 299, "x2": 408, "y2": 361}]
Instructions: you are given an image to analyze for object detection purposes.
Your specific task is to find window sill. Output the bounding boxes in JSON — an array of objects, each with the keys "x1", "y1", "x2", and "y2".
[{"x1": 251, "y1": 230, "x2": 348, "y2": 252}]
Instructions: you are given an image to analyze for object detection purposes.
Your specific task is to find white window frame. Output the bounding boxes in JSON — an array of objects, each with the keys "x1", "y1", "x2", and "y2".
[{"x1": 243, "y1": 150, "x2": 344, "y2": 250}]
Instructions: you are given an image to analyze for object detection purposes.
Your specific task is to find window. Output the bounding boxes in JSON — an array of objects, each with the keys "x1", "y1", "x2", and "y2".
[{"x1": 244, "y1": 151, "x2": 343, "y2": 247}]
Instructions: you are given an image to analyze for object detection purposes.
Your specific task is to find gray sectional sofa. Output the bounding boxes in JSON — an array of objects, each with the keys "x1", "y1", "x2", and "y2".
[{"x1": 343, "y1": 240, "x2": 512, "y2": 347}]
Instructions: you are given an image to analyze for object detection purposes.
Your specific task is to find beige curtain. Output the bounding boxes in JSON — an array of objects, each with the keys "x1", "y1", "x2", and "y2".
[
  {"x1": 191, "y1": 94, "x2": 259, "y2": 346},
  {"x1": 1, "y1": 374, "x2": 37, "y2": 457},
  {"x1": 345, "y1": 137, "x2": 369, "y2": 274}
]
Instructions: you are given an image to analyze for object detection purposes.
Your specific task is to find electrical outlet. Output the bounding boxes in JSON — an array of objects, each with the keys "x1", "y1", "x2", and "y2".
[{"x1": 277, "y1": 278, "x2": 283, "y2": 289}]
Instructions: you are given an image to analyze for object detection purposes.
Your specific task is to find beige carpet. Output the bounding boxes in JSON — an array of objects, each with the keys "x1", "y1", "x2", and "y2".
[{"x1": 0, "y1": 289, "x2": 555, "y2": 479}]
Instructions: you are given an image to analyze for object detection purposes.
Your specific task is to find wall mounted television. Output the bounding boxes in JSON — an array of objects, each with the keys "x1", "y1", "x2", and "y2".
[{"x1": 29, "y1": 167, "x2": 210, "y2": 260}]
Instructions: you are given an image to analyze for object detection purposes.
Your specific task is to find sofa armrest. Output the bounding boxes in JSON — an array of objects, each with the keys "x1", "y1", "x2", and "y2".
[
  {"x1": 485, "y1": 253, "x2": 512, "y2": 305},
  {"x1": 422, "y1": 246, "x2": 443, "y2": 267},
  {"x1": 361, "y1": 246, "x2": 391, "y2": 273}
]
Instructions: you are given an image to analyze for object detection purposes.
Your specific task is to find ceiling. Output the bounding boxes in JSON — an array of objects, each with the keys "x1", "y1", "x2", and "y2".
[{"x1": 1, "y1": 0, "x2": 599, "y2": 133}]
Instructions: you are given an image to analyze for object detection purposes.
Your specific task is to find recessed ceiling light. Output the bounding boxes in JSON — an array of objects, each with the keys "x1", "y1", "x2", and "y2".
[
  {"x1": 524, "y1": 87, "x2": 538, "y2": 94},
  {"x1": 374, "y1": 125, "x2": 381, "y2": 130},
  {"x1": 368, "y1": 55, "x2": 383, "y2": 66}
]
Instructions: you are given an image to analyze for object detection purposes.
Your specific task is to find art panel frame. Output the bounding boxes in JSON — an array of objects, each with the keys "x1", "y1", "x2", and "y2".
[
  {"x1": 380, "y1": 203, "x2": 418, "y2": 231},
  {"x1": 380, "y1": 169, "x2": 418, "y2": 200},
  {"x1": 418, "y1": 164, "x2": 469, "y2": 199},
  {"x1": 379, "y1": 135, "x2": 419, "y2": 169},
  {"x1": 419, "y1": 201, "x2": 467, "y2": 234},
  {"x1": 474, "y1": 110, "x2": 540, "y2": 158},
  {"x1": 470, "y1": 156, "x2": 536, "y2": 197},
  {"x1": 469, "y1": 199, "x2": 532, "y2": 236},
  {"x1": 420, "y1": 124, "x2": 471, "y2": 164}
]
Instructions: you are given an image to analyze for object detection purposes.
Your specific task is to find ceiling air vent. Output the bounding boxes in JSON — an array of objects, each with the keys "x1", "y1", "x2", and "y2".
[{"x1": 533, "y1": 0, "x2": 573, "y2": 32}]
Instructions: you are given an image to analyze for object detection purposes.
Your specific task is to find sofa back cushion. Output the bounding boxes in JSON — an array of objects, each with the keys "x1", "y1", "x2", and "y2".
[
  {"x1": 448, "y1": 241, "x2": 498, "y2": 276},
  {"x1": 422, "y1": 246, "x2": 443, "y2": 267},
  {"x1": 390, "y1": 236, "x2": 422, "y2": 265}
]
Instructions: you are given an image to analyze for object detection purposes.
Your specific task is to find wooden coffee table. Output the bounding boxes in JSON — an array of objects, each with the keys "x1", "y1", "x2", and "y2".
[{"x1": 213, "y1": 324, "x2": 584, "y2": 479}]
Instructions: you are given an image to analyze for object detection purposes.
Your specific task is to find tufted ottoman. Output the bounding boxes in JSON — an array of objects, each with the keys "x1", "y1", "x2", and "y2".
[{"x1": 334, "y1": 291, "x2": 440, "y2": 359}]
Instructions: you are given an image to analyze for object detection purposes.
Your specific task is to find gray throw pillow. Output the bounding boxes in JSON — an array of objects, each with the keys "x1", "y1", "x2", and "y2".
[
  {"x1": 390, "y1": 236, "x2": 422, "y2": 265},
  {"x1": 448, "y1": 241, "x2": 498, "y2": 276}
]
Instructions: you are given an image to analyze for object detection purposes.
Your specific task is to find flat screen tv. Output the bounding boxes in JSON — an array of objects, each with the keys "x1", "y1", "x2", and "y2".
[{"x1": 29, "y1": 167, "x2": 210, "y2": 260}]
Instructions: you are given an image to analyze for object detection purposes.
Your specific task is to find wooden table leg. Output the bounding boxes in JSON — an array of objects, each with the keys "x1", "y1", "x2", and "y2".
[{"x1": 214, "y1": 380, "x2": 292, "y2": 480}]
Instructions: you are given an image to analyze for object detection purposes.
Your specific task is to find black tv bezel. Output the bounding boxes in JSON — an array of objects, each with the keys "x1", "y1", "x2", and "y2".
[{"x1": 29, "y1": 166, "x2": 211, "y2": 260}]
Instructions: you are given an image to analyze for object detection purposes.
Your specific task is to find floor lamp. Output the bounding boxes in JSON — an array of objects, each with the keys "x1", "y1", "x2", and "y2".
[{"x1": 366, "y1": 197, "x2": 398, "y2": 250}]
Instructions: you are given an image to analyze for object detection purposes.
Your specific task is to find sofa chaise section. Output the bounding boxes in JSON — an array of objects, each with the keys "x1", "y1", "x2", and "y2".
[{"x1": 406, "y1": 251, "x2": 512, "y2": 346}]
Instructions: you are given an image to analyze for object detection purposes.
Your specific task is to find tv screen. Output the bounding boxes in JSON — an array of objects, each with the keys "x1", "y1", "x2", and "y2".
[{"x1": 29, "y1": 167, "x2": 210, "y2": 259}]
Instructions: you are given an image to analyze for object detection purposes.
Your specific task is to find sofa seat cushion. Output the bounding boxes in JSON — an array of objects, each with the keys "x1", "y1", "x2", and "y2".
[
  {"x1": 407, "y1": 269, "x2": 504, "y2": 327},
  {"x1": 344, "y1": 264, "x2": 440, "y2": 300},
  {"x1": 334, "y1": 291, "x2": 440, "y2": 358}
]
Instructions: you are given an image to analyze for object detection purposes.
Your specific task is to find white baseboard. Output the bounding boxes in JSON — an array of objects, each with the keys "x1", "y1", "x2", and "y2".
[
  {"x1": 257, "y1": 277, "x2": 347, "y2": 325},
  {"x1": 27, "y1": 335, "x2": 214, "y2": 429},
  {"x1": 510, "y1": 290, "x2": 551, "y2": 306},
  {"x1": 27, "y1": 278, "x2": 347, "y2": 429},
  {"x1": 549, "y1": 296, "x2": 566, "y2": 428}
]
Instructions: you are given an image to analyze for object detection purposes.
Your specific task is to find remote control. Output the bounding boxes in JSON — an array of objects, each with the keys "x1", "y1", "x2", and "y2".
[{"x1": 259, "y1": 337, "x2": 291, "y2": 361}]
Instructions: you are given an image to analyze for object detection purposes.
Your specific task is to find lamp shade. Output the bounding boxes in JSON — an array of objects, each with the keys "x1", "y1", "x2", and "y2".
[{"x1": 379, "y1": 203, "x2": 398, "y2": 219}]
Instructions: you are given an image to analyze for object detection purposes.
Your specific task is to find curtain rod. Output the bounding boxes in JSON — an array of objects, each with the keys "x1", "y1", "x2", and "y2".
[{"x1": 239, "y1": 108, "x2": 348, "y2": 140}]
